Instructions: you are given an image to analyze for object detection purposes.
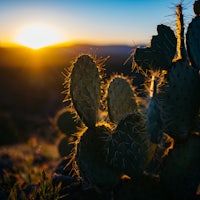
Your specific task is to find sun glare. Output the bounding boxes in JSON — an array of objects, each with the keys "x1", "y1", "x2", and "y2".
[{"x1": 14, "y1": 24, "x2": 64, "y2": 49}]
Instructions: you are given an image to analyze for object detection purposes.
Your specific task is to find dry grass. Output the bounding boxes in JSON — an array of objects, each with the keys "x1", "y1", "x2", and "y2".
[{"x1": 0, "y1": 137, "x2": 64, "y2": 199}]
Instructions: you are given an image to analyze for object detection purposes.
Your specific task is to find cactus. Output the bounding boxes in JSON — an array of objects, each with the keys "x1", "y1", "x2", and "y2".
[
  {"x1": 63, "y1": 54, "x2": 157, "y2": 188},
  {"x1": 159, "y1": 4, "x2": 200, "y2": 141},
  {"x1": 133, "y1": 3, "x2": 200, "y2": 180},
  {"x1": 59, "y1": 2, "x2": 200, "y2": 198},
  {"x1": 134, "y1": 3, "x2": 200, "y2": 142}
]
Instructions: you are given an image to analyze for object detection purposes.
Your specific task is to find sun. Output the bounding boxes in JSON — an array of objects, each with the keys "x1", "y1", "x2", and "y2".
[{"x1": 14, "y1": 23, "x2": 64, "y2": 49}]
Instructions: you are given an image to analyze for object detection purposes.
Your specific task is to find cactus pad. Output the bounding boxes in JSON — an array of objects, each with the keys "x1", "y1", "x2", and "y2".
[
  {"x1": 70, "y1": 55, "x2": 101, "y2": 128},
  {"x1": 134, "y1": 24, "x2": 177, "y2": 71},
  {"x1": 106, "y1": 75, "x2": 137, "y2": 123}
]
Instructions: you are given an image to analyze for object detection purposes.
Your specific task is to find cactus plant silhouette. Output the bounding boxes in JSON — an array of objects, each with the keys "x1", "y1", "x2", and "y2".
[{"x1": 60, "y1": 2, "x2": 200, "y2": 199}]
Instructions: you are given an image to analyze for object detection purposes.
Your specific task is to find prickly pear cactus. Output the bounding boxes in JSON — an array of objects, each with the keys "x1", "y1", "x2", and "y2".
[
  {"x1": 105, "y1": 75, "x2": 137, "y2": 123},
  {"x1": 158, "y1": 4, "x2": 200, "y2": 141},
  {"x1": 64, "y1": 54, "x2": 157, "y2": 188},
  {"x1": 105, "y1": 112, "x2": 156, "y2": 178},
  {"x1": 60, "y1": 3, "x2": 200, "y2": 198},
  {"x1": 69, "y1": 55, "x2": 101, "y2": 128},
  {"x1": 134, "y1": 3, "x2": 200, "y2": 142}
]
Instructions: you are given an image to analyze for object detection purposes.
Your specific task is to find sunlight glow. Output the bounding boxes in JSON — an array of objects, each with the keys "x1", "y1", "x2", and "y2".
[{"x1": 14, "y1": 24, "x2": 64, "y2": 49}]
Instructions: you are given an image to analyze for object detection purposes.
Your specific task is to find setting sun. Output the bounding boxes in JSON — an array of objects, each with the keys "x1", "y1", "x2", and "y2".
[{"x1": 14, "y1": 24, "x2": 64, "y2": 49}]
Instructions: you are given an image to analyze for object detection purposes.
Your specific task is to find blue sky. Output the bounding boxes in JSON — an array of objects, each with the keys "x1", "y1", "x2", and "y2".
[{"x1": 0, "y1": 0, "x2": 195, "y2": 46}]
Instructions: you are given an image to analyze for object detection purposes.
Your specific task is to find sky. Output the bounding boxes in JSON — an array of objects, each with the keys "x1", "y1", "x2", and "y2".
[{"x1": 0, "y1": 0, "x2": 196, "y2": 47}]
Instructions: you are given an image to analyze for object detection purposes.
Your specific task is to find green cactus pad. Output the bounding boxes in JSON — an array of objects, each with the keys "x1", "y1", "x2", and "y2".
[
  {"x1": 70, "y1": 55, "x2": 101, "y2": 128},
  {"x1": 134, "y1": 24, "x2": 177, "y2": 71},
  {"x1": 54, "y1": 108, "x2": 83, "y2": 134},
  {"x1": 76, "y1": 124, "x2": 122, "y2": 188},
  {"x1": 105, "y1": 112, "x2": 156, "y2": 178},
  {"x1": 158, "y1": 60, "x2": 200, "y2": 141},
  {"x1": 106, "y1": 75, "x2": 137, "y2": 123},
  {"x1": 186, "y1": 16, "x2": 200, "y2": 69}
]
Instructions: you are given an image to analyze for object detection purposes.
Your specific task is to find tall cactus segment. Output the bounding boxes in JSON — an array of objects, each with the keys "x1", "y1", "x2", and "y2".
[
  {"x1": 146, "y1": 73, "x2": 165, "y2": 144},
  {"x1": 134, "y1": 24, "x2": 176, "y2": 71},
  {"x1": 175, "y1": 4, "x2": 187, "y2": 61},
  {"x1": 106, "y1": 75, "x2": 138, "y2": 123},
  {"x1": 70, "y1": 55, "x2": 101, "y2": 128},
  {"x1": 105, "y1": 112, "x2": 156, "y2": 178}
]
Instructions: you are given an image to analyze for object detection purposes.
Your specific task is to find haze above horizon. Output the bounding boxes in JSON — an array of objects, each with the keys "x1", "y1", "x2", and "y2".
[{"x1": 0, "y1": 0, "x2": 196, "y2": 48}]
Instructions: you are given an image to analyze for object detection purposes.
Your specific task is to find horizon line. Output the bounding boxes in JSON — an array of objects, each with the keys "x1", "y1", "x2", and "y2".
[{"x1": 0, "y1": 40, "x2": 147, "y2": 49}]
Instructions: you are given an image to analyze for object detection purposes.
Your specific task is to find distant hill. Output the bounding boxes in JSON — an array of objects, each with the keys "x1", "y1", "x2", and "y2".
[
  {"x1": 0, "y1": 43, "x2": 146, "y2": 135},
  {"x1": 0, "y1": 44, "x2": 146, "y2": 69}
]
